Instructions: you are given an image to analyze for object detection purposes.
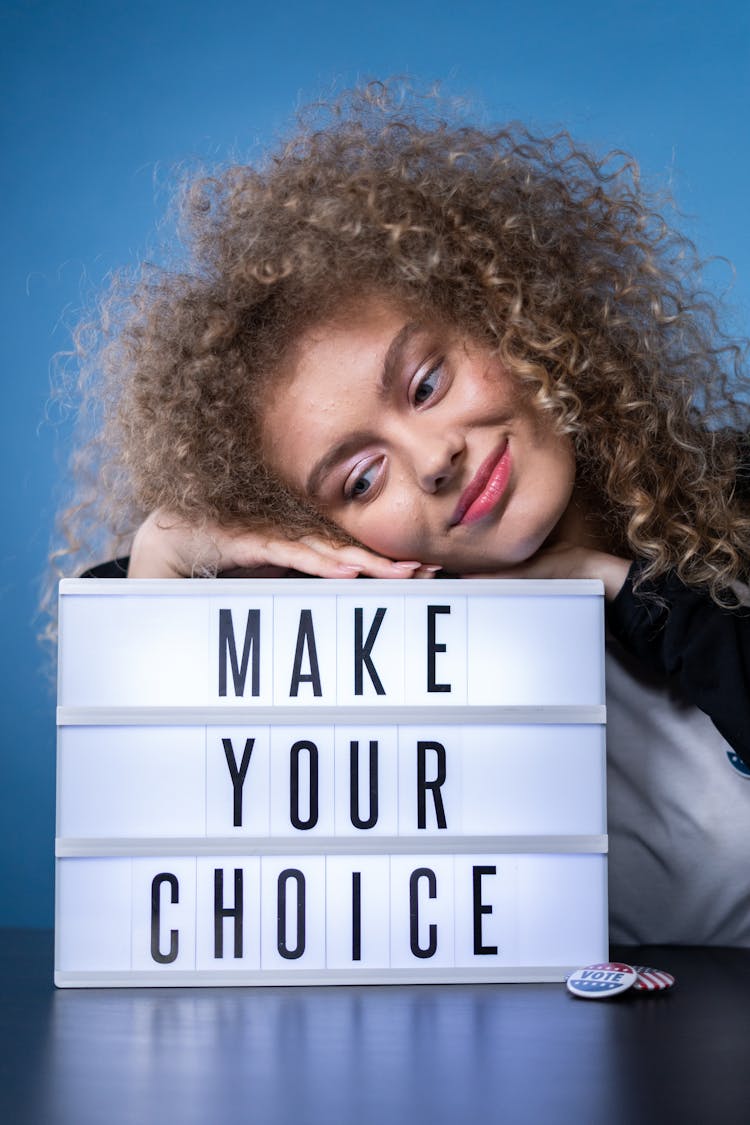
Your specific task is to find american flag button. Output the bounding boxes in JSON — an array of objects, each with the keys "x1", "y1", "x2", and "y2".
[
  {"x1": 566, "y1": 962, "x2": 638, "y2": 999},
  {"x1": 631, "y1": 965, "x2": 675, "y2": 992}
]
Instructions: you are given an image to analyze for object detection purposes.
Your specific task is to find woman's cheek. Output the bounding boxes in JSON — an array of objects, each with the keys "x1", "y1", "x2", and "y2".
[{"x1": 349, "y1": 505, "x2": 425, "y2": 562}]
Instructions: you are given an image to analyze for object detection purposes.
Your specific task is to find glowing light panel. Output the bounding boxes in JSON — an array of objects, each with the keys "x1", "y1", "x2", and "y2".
[{"x1": 56, "y1": 578, "x2": 608, "y2": 986}]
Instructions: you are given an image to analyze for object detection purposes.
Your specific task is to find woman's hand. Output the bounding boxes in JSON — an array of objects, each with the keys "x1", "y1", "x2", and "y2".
[
  {"x1": 127, "y1": 509, "x2": 439, "y2": 580},
  {"x1": 462, "y1": 543, "x2": 632, "y2": 601}
]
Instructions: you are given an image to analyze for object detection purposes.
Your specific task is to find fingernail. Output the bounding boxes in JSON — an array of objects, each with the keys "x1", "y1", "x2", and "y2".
[
  {"x1": 337, "y1": 564, "x2": 360, "y2": 574},
  {"x1": 422, "y1": 565, "x2": 442, "y2": 573},
  {"x1": 392, "y1": 561, "x2": 421, "y2": 570}
]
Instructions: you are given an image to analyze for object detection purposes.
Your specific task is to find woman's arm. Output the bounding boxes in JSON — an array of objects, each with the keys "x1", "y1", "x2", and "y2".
[
  {"x1": 606, "y1": 562, "x2": 750, "y2": 766},
  {"x1": 120, "y1": 509, "x2": 438, "y2": 580},
  {"x1": 461, "y1": 543, "x2": 631, "y2": 601}
]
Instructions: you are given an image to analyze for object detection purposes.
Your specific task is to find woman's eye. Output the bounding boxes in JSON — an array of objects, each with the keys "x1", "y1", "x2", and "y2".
[
  {"x1": 346, "y1": 461, "x2": 381, "y2": 501},
  {"x1": 413, "y1": 362, "x2": 443, "y2": 405}
]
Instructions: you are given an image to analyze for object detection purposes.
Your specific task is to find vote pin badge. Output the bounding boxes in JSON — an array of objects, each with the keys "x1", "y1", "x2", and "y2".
[
  {"x1": 631, "y1": 965, "x2": 676, "y2": 992},
  {"x1": 566, "y1": 962, "x2": 638, "y2": 999}
]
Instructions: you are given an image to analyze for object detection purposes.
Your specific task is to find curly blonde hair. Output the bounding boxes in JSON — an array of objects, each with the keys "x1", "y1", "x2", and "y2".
[{"x1": 56, "y1": 82, "x2": 750, "y2": 603}]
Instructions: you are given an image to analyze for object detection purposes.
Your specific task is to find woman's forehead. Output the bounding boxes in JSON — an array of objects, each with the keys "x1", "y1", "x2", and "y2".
[
  {"x1": 300, "y1": 293, "x2": 416, "y2": 339},
  {"x1": 287, "y1": 294, "x2": 456, "y2": 372},
  {"x1": 272, "y1": 300, "x2": 404, "y2": 395},
  {"x1": 270, "y1": 301, "x2": 406, "y2": 411}
]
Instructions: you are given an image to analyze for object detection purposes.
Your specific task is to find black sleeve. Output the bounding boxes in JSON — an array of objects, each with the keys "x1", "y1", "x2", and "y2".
[
  {"x1": 80, "y1": 557, "x2": 130, "y2": 578},
  {"x1": 606, "y1": 562, "x2": 750, "y2": 766}
]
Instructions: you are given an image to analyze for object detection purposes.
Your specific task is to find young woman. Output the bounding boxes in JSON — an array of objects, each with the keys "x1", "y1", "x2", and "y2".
[{"x1": 67, "y1": 86, "x2": 750, "y2": 946}]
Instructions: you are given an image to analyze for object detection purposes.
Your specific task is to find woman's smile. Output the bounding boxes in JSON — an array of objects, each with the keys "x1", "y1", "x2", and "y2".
[
  {"x1": 262, "y1": 299, "x2": 577, "y2": 572},
  {"x1": 451, "y1": 442, "x2": 511, "y2": 527}
]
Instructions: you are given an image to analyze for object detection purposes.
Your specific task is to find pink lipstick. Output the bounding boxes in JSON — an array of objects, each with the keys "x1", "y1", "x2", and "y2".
[{"x1": 451, "y1": 444, "x2": 511, "y2": 526}]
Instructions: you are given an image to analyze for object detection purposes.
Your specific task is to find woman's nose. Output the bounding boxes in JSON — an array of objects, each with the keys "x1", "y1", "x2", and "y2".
[{"x1": 415, "y1": 432, "x2": 464, "y2": 493}]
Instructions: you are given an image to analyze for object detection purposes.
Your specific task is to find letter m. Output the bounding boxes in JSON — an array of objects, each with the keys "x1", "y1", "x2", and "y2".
[{"x1": 219, "y1": 609, "x2": 260, "y2": 697}]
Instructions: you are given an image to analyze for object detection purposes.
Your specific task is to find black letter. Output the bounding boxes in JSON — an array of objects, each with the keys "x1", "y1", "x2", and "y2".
[
  {"x1": 472, "y1": 866, "x2": 498, "y2": 955},
  {"x1": 352, "y1": 871, "x2": 362, "y2": 961},
  {"x1": 214, "y1": 868, "x2": 244, "y2": 959},
  {"x1": 409, "y1": 867, "x2": 438, "y2": 958},
  {"x1": 290, "y1": 610, "x2": 322, "y2": 697},
  {"x1": 219, "y1": 609, "x2": 260, "y2": 697},
  {"x1": 290, "y1": 740, "x2": 319, "y2": 829},
  {"x1": 150, "y1": 873, "x2": 179, "y2": 964},
  {"x1": 354, "y1": 607, "x2": 386, "y2": 695},
  {"x1": 222, "y1": 737, "x2": 255, "y2": 827},
  {"x1": 277, "y1": 869, "x2": 306, "y2": 959},
  {"x1": 417, "y1": 741, "x2": 447, "y2": 829},
  {"x1": 350, "y1": 740, "x2": 379, "y2": 829},
  {"x1": 427, "y1": 605, "x2": 451, "y2": 692}
]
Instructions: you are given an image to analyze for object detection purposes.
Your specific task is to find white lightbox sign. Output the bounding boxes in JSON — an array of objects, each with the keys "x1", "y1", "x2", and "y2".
[{"x1": 56, "y1": 578, "x2": 608, "y2": 986}]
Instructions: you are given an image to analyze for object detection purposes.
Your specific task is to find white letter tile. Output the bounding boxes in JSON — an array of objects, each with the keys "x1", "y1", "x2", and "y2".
[
  {"x1": 336, "y1": 596, "x2": 404, "y2": 704},
  {"x1": 326, "y1": 855, "x2": 390, "y2": 969},
  {"x1": 270, "y1": 726, "x2": 335, "y2": 836},
  {"x1": 131, "y1": 858, "x2": 197, "y2": 971},
  {"x1": 210, "y1": 596, "x2": 274, "y2": 705},
  {"x1": 196, "y1": 857, "x2": 261, "y2": 970},
  {"x1": 453, "y1": 855, "x2": 520, "y2": 967},
  {"x1": 206, "y1": 727, "x2": 270, "y2": 836},
  {"x1": 260, "y1": 856, "x2": 326, "y2": 970},
  {"x1": 273, "y1": 597, "x2": 337, "y2": 705},
  {"x1": 334, "y1": 726, "x2": 398, "y2": 836},
  {"x1": 398, "y1": 726, "x2": 463, "y2": 835},
  {"x1": 404, "y1": 597, "x2": 467, "y2": 705},
  {"x1": 390, "y1": 856, "x2": 455, "y2": 968}
]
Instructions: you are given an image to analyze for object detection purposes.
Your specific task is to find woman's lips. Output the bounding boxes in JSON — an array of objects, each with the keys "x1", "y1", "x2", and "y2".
[{"x1": 451, "y1": 444, "x2": 511, "y2": 526}]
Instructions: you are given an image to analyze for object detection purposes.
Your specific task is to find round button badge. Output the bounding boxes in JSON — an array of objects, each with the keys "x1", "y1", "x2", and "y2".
[
  {"x1": 566, "y1": 962, "x2": 638, "y2": 999},
  {"x1": 631, "y1": 965, "x2": 676, "y2": 992}
]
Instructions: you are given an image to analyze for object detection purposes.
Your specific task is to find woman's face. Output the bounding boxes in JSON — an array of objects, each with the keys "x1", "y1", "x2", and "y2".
[{"x1": 262, "y1": 300, "x2": 577, "y2": 572}]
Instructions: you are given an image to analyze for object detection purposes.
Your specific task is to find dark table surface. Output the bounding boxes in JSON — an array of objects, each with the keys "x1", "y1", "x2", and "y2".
[{"x1": 2, "y1": 929, "x2": 749, "y2": 1125}]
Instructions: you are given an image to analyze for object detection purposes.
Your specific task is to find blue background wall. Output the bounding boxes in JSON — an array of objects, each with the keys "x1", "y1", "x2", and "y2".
[{"x1": 2, "y1": 0, "x2": 748, "y2": 927}]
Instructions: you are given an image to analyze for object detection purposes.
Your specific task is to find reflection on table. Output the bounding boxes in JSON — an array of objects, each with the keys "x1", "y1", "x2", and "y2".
[{"x1": 2, "y1": 930, "x2": 749, "y2": 1125}]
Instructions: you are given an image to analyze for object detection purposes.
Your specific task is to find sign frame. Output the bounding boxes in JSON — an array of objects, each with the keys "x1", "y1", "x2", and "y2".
[{"x1": 55, "y1": 578, "x2": 608, "y2": 987}]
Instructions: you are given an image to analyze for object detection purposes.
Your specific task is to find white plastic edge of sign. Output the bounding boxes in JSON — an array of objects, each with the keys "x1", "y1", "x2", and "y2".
[
  {"x1": 54, "y1": 965, "x2": 596, "y2": 987},
  {"x1": 55, "y1": 834, "x2": 609, "y2": 857},
  {"x1": 57, "y1": 705, "x2": 607, "y2": 726},
  {"x1": 59, "y1": 577, "x2": 605, "y2": 596}
]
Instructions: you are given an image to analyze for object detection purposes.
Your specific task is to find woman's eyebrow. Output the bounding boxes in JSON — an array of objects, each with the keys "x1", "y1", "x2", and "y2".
[
  {"x1": 306, "y1": 431, "x2": 376, "y2": 497},
  {"x1": 379, "y1": 321, "x2": 423, "y2": 399}
]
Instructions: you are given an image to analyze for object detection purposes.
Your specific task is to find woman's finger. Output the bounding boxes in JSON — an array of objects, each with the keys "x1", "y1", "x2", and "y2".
[
  {"x1": 412, "y1": 565, "x2": 441, "y2": 579},
  {"x1": 243, "y1": 535, "x2": 374, "y2": 578},
  {"x1": 297, "y1": 536, "x2": 426, "y2": 578}
]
